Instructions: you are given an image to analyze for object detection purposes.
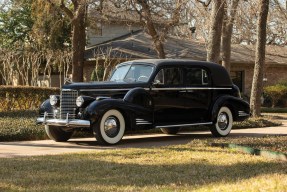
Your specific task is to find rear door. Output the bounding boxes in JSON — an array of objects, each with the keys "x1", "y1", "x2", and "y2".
[{"x1": 182, "y1": 67, "x2": 212, "y2": 122}]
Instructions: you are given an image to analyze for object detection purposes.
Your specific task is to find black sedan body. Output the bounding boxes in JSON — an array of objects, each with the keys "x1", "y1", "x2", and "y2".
[{"x1": 37, "y1": 59, "x2": 250, "y2": 145}]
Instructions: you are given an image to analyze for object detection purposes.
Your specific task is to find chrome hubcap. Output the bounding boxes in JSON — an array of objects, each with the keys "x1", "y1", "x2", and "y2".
[
  {"x1": 218, "y1": 112, "x2": 229, "y2": 130},
  {"x1": 104, "y1": 116, "x2": 120, "y2": 138}
]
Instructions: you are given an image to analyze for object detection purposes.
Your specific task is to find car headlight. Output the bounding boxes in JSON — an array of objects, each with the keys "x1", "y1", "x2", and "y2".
[
  {"x1": 76, "y1": 96, "x2": 85, "y2": 107},
  {"x1": 50, "y1": 95, "x2": 59, "y2": 106}
]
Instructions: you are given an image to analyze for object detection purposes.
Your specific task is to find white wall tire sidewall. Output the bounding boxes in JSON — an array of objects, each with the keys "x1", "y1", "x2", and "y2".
[
  {"x1": 215, "y1": 107, "x2": 233, "y2": 136},
  {"x1": 100, "y1": 109, "x2": 125, "y2": 144}
]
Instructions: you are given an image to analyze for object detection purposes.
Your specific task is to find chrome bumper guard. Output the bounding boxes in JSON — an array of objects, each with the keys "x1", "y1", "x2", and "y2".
[{"x1": 36, "y1": 112, "x2": 90, "y2": 128}]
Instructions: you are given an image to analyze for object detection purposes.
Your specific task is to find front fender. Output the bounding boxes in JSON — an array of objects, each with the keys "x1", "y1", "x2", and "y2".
[
  {"x1": 39, "y1": 99, "x2": 53, "y2": 116},
  {"x1": 124, "y1": 87, "x2": 154, "y2": 109},
  {"x1": 84, "y1": 88, "x2": 154, "y2": 130},
  {"x1": 84, "y1": 99, "x2": 126, "y2": 123},
  {"x1": 210, "y1": 96, "x2": 250, "y2": 122}
]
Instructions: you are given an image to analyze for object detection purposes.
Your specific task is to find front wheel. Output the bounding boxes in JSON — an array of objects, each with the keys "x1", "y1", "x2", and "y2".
[
  {"x1": 45, "y1": 125, "x2": 74, "y2": 142},
  {"x1": 210, "y1": 106, "x2": 233, "y2": 137},
  {"x1": 93, "y1": 109, "x2": 125, "y2": 145}
]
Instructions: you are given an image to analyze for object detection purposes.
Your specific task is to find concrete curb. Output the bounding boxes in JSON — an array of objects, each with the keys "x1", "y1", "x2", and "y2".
[{"x1": 211, "y1": 143, "x2": 287, "y2": 161}]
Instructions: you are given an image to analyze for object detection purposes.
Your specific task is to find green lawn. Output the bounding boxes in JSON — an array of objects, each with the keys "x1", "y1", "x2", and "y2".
[{"x1": 0, "y1": 143, "x2": 286, "y2": 191}]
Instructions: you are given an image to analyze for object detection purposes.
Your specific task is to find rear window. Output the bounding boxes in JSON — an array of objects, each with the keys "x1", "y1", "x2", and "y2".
[{"x1": 185, "y1": 68, "x2": 210, "y2": 86}]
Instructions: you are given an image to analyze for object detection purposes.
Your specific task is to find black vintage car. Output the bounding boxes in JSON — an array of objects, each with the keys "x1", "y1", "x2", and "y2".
[{"x1": 37, "y1": 59, "x2": 250, "y2": 145}]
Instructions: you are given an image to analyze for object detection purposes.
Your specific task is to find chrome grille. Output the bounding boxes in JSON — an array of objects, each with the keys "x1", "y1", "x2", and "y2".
[{"x1": 60, "y1": 89, "x2": 78, "y2": 119}]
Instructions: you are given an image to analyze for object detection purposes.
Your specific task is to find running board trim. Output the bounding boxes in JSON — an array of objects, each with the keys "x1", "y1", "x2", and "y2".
[{"x1": 155, "y1": 122, "x2": 213, "y2": 128}]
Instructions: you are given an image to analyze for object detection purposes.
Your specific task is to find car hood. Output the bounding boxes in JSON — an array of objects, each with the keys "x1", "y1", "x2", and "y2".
[{"x1": 62, "y1": 81, "x2": 149, "y2": 90}]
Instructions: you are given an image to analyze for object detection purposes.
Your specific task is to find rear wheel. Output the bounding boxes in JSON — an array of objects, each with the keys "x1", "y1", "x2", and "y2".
[
  {"x1": 93, "y1": 109, "x2": 125, "y2": 145},
  {"x1": 160, "y1": 127, "x2": 181, "y2": 134},
  {"x1": 210, "y1": 106, "x2": 233, "y2": 137},
  {"x1": 45, "y1": 125, "x2": 74, "y2": 142}
]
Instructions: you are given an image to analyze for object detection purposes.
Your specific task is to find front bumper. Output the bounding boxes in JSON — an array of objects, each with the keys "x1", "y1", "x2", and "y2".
[{"x1": 36, "y1": 112, "x2": 90, "y2": 128}]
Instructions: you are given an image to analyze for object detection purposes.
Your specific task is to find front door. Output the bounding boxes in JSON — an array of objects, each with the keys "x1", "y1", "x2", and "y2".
[{"x1": 150, "y1": 66, "x2": 187, "y2": 125}]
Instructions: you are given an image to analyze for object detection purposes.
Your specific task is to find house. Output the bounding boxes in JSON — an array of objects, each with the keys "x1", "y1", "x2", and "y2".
[{"x1": 85, "y1": 30, "x2": 287, "y2": 96}]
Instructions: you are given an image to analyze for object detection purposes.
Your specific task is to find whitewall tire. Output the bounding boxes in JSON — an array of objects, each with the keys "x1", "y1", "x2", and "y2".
[
  {"x1": 210, "y1": 106, "x2": 233, "y2": 137},
  {"x1": 94, "y1": 109, "x2": 125, "y2": 145}
]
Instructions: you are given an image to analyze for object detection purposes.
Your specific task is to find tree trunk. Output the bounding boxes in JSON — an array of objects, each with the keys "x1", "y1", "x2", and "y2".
[
  {"x1": 71, "y1": 4, "x2": 86, "y2": 82},
  {"x1": 207, "y1": 0, "x2": 225, "y2": 63},
  {"x1": 221, "y1": 0, "x2": 239, "y2": 74},
  {"x1": 250, "y1": 0, "x2": 269, "y2": 117},
  {"x1": 136, "y1": 0, "x2": 166, "y2": 59}
]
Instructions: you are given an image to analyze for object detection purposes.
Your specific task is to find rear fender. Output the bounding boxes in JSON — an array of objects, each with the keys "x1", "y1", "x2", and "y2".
[{"x1": 210, "y1": 96, "x2": 250, "y2": 122}]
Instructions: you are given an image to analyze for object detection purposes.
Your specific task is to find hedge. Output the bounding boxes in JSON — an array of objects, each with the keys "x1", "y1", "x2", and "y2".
[
  {"x1": 263, "y1": 84, "x2": 287, "y2": 108},
  {"x1": 0, "y1": 86, "x2": 59, "y2": 111}
]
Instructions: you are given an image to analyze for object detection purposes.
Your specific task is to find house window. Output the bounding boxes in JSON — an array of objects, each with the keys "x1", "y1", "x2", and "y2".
[
  {"x1": 231, "y1": 71, "x2": 244, "y2": 92},
  {"x1": 93, "y1": 23, "x2": 102, "y2": 36}
]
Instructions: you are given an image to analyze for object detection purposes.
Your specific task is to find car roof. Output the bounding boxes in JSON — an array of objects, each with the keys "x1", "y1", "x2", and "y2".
[{"x1": 125, "y1": 59, "x2": 233, "y2": 87}]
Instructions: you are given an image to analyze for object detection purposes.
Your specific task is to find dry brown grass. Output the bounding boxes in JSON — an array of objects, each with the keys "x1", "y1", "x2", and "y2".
[{"x1": 0, "y1": 143, "x2": 286, "y2": 191}]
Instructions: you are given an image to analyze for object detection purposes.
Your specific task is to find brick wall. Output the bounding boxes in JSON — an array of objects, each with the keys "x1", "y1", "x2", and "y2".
[{"x1": 231, "y1": 63, "x2": 287, "y2": 96}]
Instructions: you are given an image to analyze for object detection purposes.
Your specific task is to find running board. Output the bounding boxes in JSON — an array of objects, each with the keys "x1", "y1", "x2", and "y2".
[{"x1": 155, "y1": 122, "x2": 213, "y2": 128}]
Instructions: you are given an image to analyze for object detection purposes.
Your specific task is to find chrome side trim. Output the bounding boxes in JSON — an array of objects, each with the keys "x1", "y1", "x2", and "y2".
[
  {"x1": 79, "y1": 87, "x2": 232, "y2": 92},
  {"x1": 136, "y1": 118, "x2": 152, "y2": 125},
  {"x1": 136, "y1": 123, "x2": 153, "y2": 125},
  {"x1": 152, "y1": 87, "x2": 232, "y2": 91},
  {"x1": 80, "y1": 89, "x2": 131, "y2": 92},
  {"x1": 80, "y1": 88, "x2": 150, "y2": 92},
  {"x1": 186, "y1": 87, "x2": 232, "y2": 90},
  {"x1": 238, "y1": 111, "x2": 249, "y2": 117},
  {"x1": 155, "y1": 122, "x2": 212, "y2": 128}
]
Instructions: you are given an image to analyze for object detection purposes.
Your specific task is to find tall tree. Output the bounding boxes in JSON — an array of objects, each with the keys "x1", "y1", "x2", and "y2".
[
  {"x1": 0, "y1": 0, "x2": 34, "y2": 48},
  {"x1": 101, "y1": 0, "x2": 183, "y2": 59},
  {"x1": 133, "y1": 0, "x2": 183, "y2": 59},
  {"x1": 135, "y1": 0, "x2": 166, "y2": 58},
  {"x1": 221, "y1": 0, "x2": 239, "y2": 73},
  {"x1": 250, "y1": 0, "x2": 269, "y2": 117},
  {"x1": 47, "y1": 0, "x2": 87, "y2": 82},
  {"x1": 206, "y1": 0, "x2": 225, "y2": 63},
  {"x1": 31, "y1": 1, "x2": 71, "y2": 50}
]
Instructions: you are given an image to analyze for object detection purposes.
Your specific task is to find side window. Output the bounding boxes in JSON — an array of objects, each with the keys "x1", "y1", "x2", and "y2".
[
  {"x1": 185, "y1": 68, "x2": 210, "y2": 86},
  {"x1": 154, "y1": 67, "x2": 182, "y2": 86}
]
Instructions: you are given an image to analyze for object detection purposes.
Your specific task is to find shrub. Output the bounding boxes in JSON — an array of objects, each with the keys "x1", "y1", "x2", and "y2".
[
  {"x1": 0, "y1": 86, "x2": 59, "y2": 111},
  {"x1": 0, "y1": 110, "x2": 92, "y2": 141},
  {"x1": 0, "y1": 110, "x2": 48, "y2": 141},
  {"x1": 263, "y1": 84, "x2": 287, "y2": 108}
]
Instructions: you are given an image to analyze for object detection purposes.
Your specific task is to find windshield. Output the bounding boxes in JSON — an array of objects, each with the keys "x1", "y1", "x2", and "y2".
[{"x1": 110, "y1": 63, "x2": 154, "y2": 83}]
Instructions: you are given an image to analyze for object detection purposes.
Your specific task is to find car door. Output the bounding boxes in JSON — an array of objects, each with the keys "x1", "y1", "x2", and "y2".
[
  {"x1": 150, "y1": 66, "x2": 187, "y2": 125},
  {"x1": 182, "y1": 67, "x2": 212, "y2": 122}
]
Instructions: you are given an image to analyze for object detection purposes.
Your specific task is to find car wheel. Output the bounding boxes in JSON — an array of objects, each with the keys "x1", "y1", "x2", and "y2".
[
  {"x1": 210, "y1": 106, "x2": 233, "y2": 137},
  {"x1": 45, "y1": 125, "x2": 74, "y2": 142},
  {"x1": 93, "y1": 109, "x2": 125, "y2": 145},
  {"x1": 160, "y1": 127, "x2": 181, "y2": 134}
]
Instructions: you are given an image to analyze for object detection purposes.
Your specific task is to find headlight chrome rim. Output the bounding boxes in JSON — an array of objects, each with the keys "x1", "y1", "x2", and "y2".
[
  {"x1": 76, "y1": 96, "x2": 85, "y2": 107},
  {"x1": 50, "y1": 95, "x2": 58, "y2": 106}
]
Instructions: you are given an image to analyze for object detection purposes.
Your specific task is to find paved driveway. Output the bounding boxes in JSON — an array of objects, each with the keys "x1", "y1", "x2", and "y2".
[{"x1": 0, "y1": 120, "x2": 286, "y2": 158}]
